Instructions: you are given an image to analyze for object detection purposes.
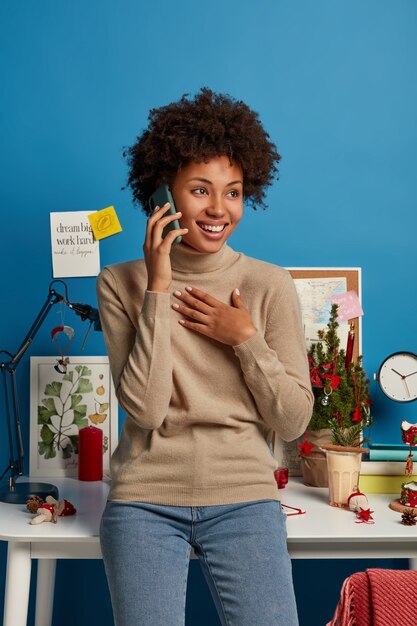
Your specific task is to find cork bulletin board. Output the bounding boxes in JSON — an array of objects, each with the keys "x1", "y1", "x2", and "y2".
[
  {"x1": 288, "y1": 268, "x2": 362, "y2": 362},
  {"x1": 272, "y1": 267, "x2": 362, "y2": 473}
]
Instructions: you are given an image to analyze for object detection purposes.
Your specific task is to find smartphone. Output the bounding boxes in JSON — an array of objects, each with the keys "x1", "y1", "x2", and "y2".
[{"x1": 148, "y1": 184, "x2": 182, "y2": 245}]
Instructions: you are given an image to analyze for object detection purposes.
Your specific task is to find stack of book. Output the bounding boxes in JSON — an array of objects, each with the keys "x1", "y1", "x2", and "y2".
[
  {"x1": 360, "y1": 443, "x2": 417, "y2": 493},
  {"x1": 367, "y1": 443, "x2": 413, "y2": 461}
]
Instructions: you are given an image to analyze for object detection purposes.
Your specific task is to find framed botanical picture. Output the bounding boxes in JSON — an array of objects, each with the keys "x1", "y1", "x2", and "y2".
[{"x1": 30, "y1": 356, "x2": 118, "y2": 477}]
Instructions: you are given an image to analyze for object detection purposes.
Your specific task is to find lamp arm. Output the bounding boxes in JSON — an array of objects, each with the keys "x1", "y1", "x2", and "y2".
[
  {"x1": 11, "y1": 370, "x2": 24, "y2": 476},
  {"x1": 9, "y1": 289, "x2": 63, "y2": 370},
  {"x1": 0, "y1": 283, "x2": 101, "y2": 494},
  {"x1": 0, "y1": 368, "x2": 15, "y2": 480}
]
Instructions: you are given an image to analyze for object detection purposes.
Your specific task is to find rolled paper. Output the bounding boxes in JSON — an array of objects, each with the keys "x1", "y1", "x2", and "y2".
[{"x1": 78, "y1": 426, "x2": 103, "y2": 481}]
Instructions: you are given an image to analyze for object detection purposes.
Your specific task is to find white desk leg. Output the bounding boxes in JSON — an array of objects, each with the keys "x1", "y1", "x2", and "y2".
[
  {"x1": 3, "y1": 541, "x2": 31, "y2": 626},
  {"x1": 35, "y1": 559, "x2": 56, "y2": 626}
]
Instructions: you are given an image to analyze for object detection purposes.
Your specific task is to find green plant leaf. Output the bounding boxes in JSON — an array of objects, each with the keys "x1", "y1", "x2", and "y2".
[
  {"x1": 44, "y1": 381, "x2": 63, "y2": 397},
  {"x1": 40, "y1": 424, "x2": 55, "y2": 445},
  {"x1": 75, "y1": 378, "x2": 93, "y2": 394},
  {"x1": 70, "y1": 394, "x2": 83, "y2": 409},
  {"x1": 75, "y1": 365, "x2": 92, "y2": 377},
  {"x1": 62, "y1": 370, "x2": 74, "y2": 382}
]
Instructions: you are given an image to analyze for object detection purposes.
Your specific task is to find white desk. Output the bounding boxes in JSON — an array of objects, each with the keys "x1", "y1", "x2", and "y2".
[
  {"x1": 1, "y1": 478, "x2": 109, "y2": 626},
  {"x1": 1, "y1": 477, "x2": 416, "y2": 626}
]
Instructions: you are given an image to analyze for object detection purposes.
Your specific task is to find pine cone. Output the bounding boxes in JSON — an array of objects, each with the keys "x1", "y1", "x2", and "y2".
[
  {"x1": 26, "y1": 495, "x2": 44, "y2": 514},
  {"x1": 401, "y1": 507, "x2": 417, "y2": 526}
]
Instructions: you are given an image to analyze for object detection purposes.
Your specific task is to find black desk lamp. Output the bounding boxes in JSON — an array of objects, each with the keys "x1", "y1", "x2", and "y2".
[{"x1": 0, "y1": 280, "x2": 101, "y2": 504}]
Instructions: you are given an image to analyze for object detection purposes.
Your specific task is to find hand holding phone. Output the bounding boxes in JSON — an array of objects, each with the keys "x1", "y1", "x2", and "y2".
[
  {"x1": 148, "y1": 184, "x2": 182, "y2": 245},
  {"x1": 144, "y1": 184, "x2": 188, "y2": 292}
]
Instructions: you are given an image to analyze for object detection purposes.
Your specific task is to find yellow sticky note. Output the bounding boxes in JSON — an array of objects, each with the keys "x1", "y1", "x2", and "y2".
[{"x1": 88, "y1": 206, "x2": 122, "y2": 240}]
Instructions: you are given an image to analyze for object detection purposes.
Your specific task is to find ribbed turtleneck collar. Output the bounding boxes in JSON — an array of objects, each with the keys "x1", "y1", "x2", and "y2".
[{"x1": 170, "y1": 242, "x2": 240, "y2": 274}]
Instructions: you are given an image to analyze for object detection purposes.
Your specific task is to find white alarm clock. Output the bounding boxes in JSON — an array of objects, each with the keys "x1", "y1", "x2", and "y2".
[{"x1": 376, "y1": 352, "x2": 417, "y2": 402}]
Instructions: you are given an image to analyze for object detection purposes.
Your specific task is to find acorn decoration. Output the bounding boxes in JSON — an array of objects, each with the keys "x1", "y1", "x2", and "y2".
[
  {"x1": 26, "y1": 495, "x2": 44, "y2": 513},
  {"x1": 401, "y1": 508, "x2": 417, "y2": 526}
]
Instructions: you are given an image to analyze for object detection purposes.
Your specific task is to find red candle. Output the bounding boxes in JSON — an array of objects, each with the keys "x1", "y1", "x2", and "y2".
[
  {"x1": 78, "y1": 426, "x2": 103, "y2": 481},
  {"x1": 345, "y1": 321, "x2": 355, "y2": 370}
]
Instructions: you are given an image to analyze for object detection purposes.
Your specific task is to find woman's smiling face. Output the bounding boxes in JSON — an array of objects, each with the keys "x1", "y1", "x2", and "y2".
[{"x1": 170, "y1": 155, "x2": 243, "y2": 253}]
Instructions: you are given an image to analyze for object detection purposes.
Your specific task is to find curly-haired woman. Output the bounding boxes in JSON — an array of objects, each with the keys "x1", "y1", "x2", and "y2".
[{"x1": 97, "y1": 88, "x2": 313, "y2": 626}]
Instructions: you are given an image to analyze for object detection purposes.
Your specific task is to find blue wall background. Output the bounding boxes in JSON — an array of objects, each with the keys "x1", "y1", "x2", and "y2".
[{"x1": 1, "y1": 1, "x2": 415, "y2": 624}]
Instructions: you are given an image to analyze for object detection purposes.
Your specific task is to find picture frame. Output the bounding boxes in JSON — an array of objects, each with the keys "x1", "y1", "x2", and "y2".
[{"x1": 30, "y1": 356, "x2": 118, "y2": 477}]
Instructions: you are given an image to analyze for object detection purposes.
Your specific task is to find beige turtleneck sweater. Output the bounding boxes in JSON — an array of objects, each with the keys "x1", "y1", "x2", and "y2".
[{"x1": 96, "y1": 243, "x2": 313, "y2": 506}]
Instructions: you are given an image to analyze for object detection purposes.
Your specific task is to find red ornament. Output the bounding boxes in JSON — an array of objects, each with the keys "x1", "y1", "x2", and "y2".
[
  {"x1": 401, "y1": 421, "x2": 417, "y2": 447},
  {"x1": 347, "y1": 490, "x2": 369, "y2": 512},
  {"x1": 400, "y1": 482, "x2": 417, "y2": 507},
  {"x1": 322, "y1": 374, "x2": 341, "y2": 390},
  {"x1": 308, "y1": 357, "x2": 324, "y2": 387},
  {"x1": 309, "y1": 355, "x2": 342, "y2": 391},
  {"x1": 356, "y1": 507, "x2": 374, "y2": 523},
  {"x1": 58, "y1": 499, "x2": 77, "y2": 516},
  {"x1": 274, "y1": 467, "x2": 289, "y2": 489},
  {"x1": 352, "y1": 406, "x2": 362, "y2": 422},
  {"x1": 298, "y1": 438, "x2": 314, "y2": 456}
]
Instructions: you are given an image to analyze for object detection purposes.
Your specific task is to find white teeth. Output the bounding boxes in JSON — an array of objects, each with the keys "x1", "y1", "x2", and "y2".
[{"x1": 199, "y1": 224, "x2": 225, "y2": 232}]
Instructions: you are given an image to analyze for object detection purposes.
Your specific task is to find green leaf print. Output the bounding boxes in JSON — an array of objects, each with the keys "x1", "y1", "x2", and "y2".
[
  {"x1": 38, "y1": 365, "x2": 94, "y2": 464},
  {"x1": 44, "y1": 381, "x2": 62, "y2": 397},
  {"x1": 70, "y1": 394, "x2": 83, "y2": 409},
  {"x1": 75, "y1": 378, "x2": 93, "y2": 394},
  {"x1": 75, "y1": 365, "x2": 92, "y2": 377},
  {"x1": 38, "y1": 397, "x2": 58, "y2": 424},
  {"x1": 40, "y1": 424, "x2": 55, "y2": 446}
]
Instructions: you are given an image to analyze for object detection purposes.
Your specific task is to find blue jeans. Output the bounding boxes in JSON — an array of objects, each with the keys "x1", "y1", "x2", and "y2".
[{"x1": 100, "y1": 499, "x2": 298, "y2": 626}]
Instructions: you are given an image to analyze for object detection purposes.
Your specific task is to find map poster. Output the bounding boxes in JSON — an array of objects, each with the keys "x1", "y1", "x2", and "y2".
[
  {"x1": 293, "y1": 276, "x2": 349, "y2": 350},
  {"x1": 288, "y1": 268, "x2": 362, "y2": 361}
]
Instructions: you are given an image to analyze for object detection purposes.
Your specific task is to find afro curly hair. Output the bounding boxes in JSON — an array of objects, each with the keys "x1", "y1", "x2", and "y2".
[{"x1": 124, "y1": 88, "x2": 281, "y2": 215}]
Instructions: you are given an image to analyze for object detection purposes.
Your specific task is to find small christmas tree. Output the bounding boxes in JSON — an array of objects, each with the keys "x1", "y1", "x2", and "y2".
[{"x1": 308, "y1": 304, "x2": 371, "y2": 446}]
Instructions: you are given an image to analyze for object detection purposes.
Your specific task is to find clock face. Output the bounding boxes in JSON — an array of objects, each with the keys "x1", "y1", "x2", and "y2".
[{"x1": 378, "y1": 352, "x2": 417, "y2": 402}]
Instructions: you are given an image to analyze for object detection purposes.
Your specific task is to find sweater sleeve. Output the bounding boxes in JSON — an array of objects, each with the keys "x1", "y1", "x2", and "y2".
[
  {"x1": 232, "y1": 271, "x2": 314, "y2": 441},
  {"x1": 96, "y1": 267, "x2": 173, "y2": 430}
]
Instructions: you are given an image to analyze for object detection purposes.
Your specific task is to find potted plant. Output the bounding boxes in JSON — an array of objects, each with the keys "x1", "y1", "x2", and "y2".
[{"x1": 299, "y1": 303, "x2": 371, "y2": 501}]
